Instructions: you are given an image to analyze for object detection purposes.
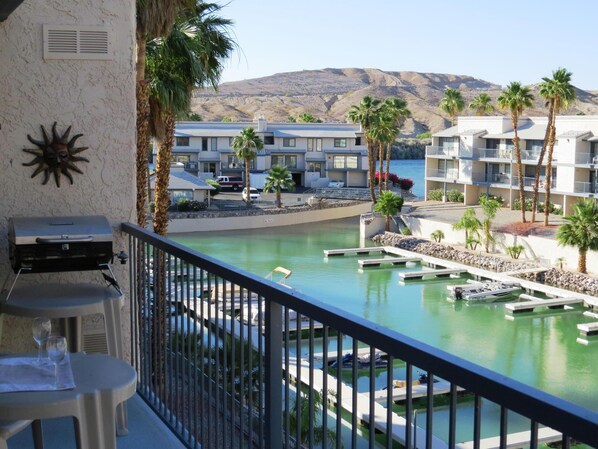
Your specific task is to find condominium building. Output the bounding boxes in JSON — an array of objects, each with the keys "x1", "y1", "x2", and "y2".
[
  {"x1": 163, "y1": 117, "x2": 369, "y2": 187},
  {"x1": 425, "y1": 115, "x2": 598, "y2": 213}
]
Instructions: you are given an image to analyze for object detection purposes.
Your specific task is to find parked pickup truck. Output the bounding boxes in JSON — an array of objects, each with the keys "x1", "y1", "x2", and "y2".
[{"x1": 216, "y1": 176, "x2": 244, "y2": 191}]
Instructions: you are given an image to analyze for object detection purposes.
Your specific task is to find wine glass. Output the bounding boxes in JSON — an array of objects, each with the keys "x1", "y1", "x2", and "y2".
[
  {"x1": 46, "y1": 336, "x2": 67, "y2": 388},
  {"x1": 32, "y1": 317, "x2": 51, "y2": 364}
]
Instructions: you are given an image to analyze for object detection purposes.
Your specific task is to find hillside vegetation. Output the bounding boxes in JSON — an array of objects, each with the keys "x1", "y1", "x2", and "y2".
[{"x1": 191, "y1": 68, "x2": 598, "y2": 136}]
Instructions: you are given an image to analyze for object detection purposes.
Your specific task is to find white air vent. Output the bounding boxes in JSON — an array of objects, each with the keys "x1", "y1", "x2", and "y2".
[{"x1": 43, "y1": 24, "x2": 111, "y2": 60}]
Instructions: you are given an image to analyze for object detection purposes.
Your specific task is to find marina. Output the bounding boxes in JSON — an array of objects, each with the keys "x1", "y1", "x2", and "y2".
[
  {"x1": 505, "y1": 297, "x2": 584, "y2": 314},
  {"x1": 357, "y1": 256, "x2": 421, "y2": 267},
  {"x1": 399, "y1": 268, "x2": 466, "y2": 280}
]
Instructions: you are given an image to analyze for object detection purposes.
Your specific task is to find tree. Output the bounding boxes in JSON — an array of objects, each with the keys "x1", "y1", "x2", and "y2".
[
  {"x1": 221, "y1": 115, "x2": 234, "y2": 122},
  {"x1": 297, "y1": 112, "x2": 320, "y2": 123},
  {"x1": 556, "y1": 199, "x2": 598, "y2": 274},
  {"x1": 374, "y1": 191, "x2": 404, "y2": 231},
  {"x1": 381, "y1": 97, "x2": 411, "y2": 190},
  {"x1": 439, "y1": 88, "x2": 465, "y2": 125},
  {"x1": 348, "y1": 96, "x2": 383, "y2": 203},
  {"x1": 497, "y1": 82, "x2": 534, "y2": 223},
  {"x1": 469, "y1": 93, "x2": 494, "y2": 116},
  {"x1": 543, "y1": 69, "x2": 576, "y2": 226},
  {"x1": 288, "y1": 386, "x2": 337, "y2": 448},
  {"x1": 149, "y1": 2, "x2": 236, "y2": 235},
  {"x1": 368, "y1": 115, "x2": 398, "y2": 195},
  {"x1": 136, "y1": 0, "x2": 195, "y2": 227},
  {"x1": 452, "y1": 208, "x2": 482, "y2": 250},
  {"x1": 232, "y1": 127, "x2": 263, "y2": 208},
  {"x1": 263, "y1": 165, "x2": 295, "y2": 208},
  {"x1": 530, "y1": 68, "x2": 576, "y2": 223},
  {"x1": 480, "y1": 196, "x2": 501, "y2": 253}
]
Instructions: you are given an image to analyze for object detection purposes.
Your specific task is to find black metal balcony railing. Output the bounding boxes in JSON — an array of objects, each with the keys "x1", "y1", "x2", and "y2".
[{"x1": 123, "y1": 223, "x2": 598, "y2": 449}]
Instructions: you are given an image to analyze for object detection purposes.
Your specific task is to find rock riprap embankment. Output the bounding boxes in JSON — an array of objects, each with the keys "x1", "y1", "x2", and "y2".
[{"x1": 372, "y1": 232, "x2": 598, "y2": 298}]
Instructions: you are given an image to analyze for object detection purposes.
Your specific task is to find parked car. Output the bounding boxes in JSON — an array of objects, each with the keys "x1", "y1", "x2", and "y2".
[
  {"x1": 242, "y1": 187, "x2": 260, "y2": 202},
  {"x1": 216, "y1": 176, "x2": 244, "y2": 191}
]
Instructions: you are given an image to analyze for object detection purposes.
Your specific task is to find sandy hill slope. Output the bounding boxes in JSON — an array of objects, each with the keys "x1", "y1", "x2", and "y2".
[{"x1": 191, "y1": 68, "x2": 598, "y2": 136}]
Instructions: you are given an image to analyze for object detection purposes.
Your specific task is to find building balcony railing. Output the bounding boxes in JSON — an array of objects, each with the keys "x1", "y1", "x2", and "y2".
[
  {"x1": 426, "y1": 146, "x2": 459, "y2": 157},
  {"x1": 575, "y1": 153, "x2": 598, "y2": 165},
  {"x1": 426, "y1": 168, "x2": 459, "y2": 180},
  {"x1": 122, "y1": 223, "x2": 598, "y2": 449},
  {"x1": 472, "y1": 173, "x2": 512, "y2": 185},
  {"x1": 520, "y1": 149, "x2": 543, "y2": 161},
  {"x1": 474, "y1": 148, "x2": 512, "y2": 159},
  {"x1": 512, "y1": 176, "x2": 557, "y2": 190},
  {"x1": 574, "y1": 181, "x2": 598, "y2": 194}
]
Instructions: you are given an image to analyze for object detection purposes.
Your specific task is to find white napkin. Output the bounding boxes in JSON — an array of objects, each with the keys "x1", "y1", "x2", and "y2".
[{"x1": 0, "y1": 353, "x2": 75, "y2": 392}]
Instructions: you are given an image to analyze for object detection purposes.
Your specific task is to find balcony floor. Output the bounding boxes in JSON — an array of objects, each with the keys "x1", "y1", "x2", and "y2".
[{"x1": 8, "y1": 394, "x2": 186, "y2": 449}]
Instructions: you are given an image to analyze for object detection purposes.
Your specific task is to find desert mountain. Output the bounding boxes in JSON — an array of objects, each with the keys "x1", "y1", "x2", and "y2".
[{"x1": 191, "y1": 68, "x2": 598, "y2": 136}]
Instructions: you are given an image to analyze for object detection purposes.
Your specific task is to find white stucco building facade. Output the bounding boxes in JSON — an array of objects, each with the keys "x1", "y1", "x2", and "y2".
[
  {"x1": 0, "y1": 0, "x2": 136, "y2": 350},
  {"x1": 425, "y1": 115, "x2": 598, "y2": 213}
]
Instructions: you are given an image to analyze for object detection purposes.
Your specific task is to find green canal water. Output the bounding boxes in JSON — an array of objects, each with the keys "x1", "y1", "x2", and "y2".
[{"x1": 171, "y1": 217, "x2": 597, "y2": 442}]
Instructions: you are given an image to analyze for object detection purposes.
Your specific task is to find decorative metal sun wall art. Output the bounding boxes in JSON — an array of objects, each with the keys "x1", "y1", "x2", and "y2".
[{"x1": 22, "y1": 122, "x2": 89, "y2": 187}]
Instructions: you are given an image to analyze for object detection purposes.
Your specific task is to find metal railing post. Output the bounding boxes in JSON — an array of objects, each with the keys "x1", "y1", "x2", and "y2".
[{"x1": 265, "y1": 300, "x2": 283, "y2": 449}]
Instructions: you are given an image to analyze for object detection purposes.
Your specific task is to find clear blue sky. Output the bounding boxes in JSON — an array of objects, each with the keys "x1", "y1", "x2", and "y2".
[{"x1": 219, "y1": 0, "x2": 598, "y2": 90}]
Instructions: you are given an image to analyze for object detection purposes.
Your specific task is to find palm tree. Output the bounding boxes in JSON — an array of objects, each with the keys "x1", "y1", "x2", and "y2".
[
  {"x1": 497, "y1": 82, "x2": 534, "y2": 223},
  {"x1": 530, "y1": 68, "x2": 576, "y2": 223},
  {"x1": 263, "y1": 165, "x2": 295, "y2": 208},
  {"x1": 288, "y1": 386, "x2": 337, "y2": 447},
  {"x1": 368, "y1": 115, "x2": 398, "y2": 194},
  {"x1": 382, "y1": 97, "x2": 411, "y2": 190},
  {"x1": 136, "y1": 0, "x2": 195, "y2": 227},
  {"x1": 469, "y1": 93, "x2": 494, "y2": 116},
  {"x1": 297, "y1": 112, "x2": 320, "y2": 123},
  {"x1": 347, "y1": 95, "x2": 383, "y2": 203},
  {"x1": 452, "y1": 208, "x2": 482, "y2": 250},
  {"x1": 556, "y1": 199, "x2": 598, "y2": 274},
  {"x1": 439, "y1": 88, "x2": 465, "y2": 125},
  {"x1": 149, "y1": 2, "x2": 236, "y2": 235},
  {"x1": 542, "y1": 68, "x2": 576, "y2": 226},
  {"x1": 480, "y1": 196, "x2": 501, "y2": 253},
  {"x1": 374, "y1": 191, "x2": 404, "y2": 231},
  {"x1": 232, "y1": 127, "x2": 264, "y2": 208}
]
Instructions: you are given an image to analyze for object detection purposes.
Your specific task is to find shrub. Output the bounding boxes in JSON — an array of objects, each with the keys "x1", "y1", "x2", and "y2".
[
  {"x1": 427, "y1": 189, "x2": 443, "y2": 201},
  {"x1": 466, "y1": 236, "x2": 481, "y2": 251},
  {"x1": 177, "y1": 198, "x2": 191, "y2": 211},
  {"x1": 205, "y1": 178, "x2": 222, "y2": 196},
  {"x1": 397, "y1": 178, "x2": 414, "y2": 191},
  {"x1": 189, "y1": 200, "x2": 207, "y2": 211},
  {"x1": 401, "y1": 226, "x2": 412, "y2": 235},
  {"x1": 446, "y1": 189, "x2": 464, "y2": 203},
  {"x1": 431, "y1": 230, "x2": 445, "y2": 243},
  {"x1": 513, "y1": 198, "x2": 533, "y2": 211},
  {"x1": 506, "y1": 244, "x2": 525, "y2": 259},
  {"x1": 479, "y1": 193, "x2": 504, "y2": 205},
  {"x1": 416, "y1": 131, "x2": 432, "y2": 140}
]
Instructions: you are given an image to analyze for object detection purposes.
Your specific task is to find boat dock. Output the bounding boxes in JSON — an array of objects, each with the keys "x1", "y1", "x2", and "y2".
[
  {"x1": 324, "y1": 246, "x2": 389, "y2": 257},
  {"x1": 456, "y1": 426, "x2": 562, "y2": 449},
  {"x1": 577, "y1": 322, "x2": 598, "y2": 337},
  {"x1": 399, "y1": 268, "x2": 466, "y2": 280},
  {"x1": 372, "y1": 379, "x2": 465, "y2": 402},
  {"x1": 358, "y1": 256, "x2": 421, "y2": 268},
  {"x1": 505, "y1": 297, "x2": 583, "y2": 314},
  {"x1": 312, "y1": 347, "x2": 387, "y2": 363}
]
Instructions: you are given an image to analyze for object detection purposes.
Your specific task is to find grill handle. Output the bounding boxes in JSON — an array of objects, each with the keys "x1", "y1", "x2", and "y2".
[{"x1": 35, "y1": 236, "x2": 94, "y2": 244}]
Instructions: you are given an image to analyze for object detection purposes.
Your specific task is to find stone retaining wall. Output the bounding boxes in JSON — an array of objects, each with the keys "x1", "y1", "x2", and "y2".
[{"x1": 373, "y1": 232, "x2": 598, "y2": 297}]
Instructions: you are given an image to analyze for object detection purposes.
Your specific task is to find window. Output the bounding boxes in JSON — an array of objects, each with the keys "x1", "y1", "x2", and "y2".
[
  {"x1": 171, "y1": 190, "x2": 193, "y2": 201},
  {"x1": 355, "y1": 137, "x2": 362, "y2": 146},
  {"x1": 486, "y1": 139, "x2": 500, "y2": 150},
  {"x1": 308, "y1": 162, "x2": 322, "y2": 173},
  {"x1": 264, "y1": 135, "x2": 274, "y2": 145},
  {"x1": 332, "y1": 155, "x2": 358, "y2": 169},
  {"x1": 227, "y1": 155, "x2": 241, "y2": 168},
  {"x1": 211, "y1": 138, "x2": 218, "y2": 151},
  {"x1": 176, "y1": 137, "x2": 189, "y2": 147},
  {"x1": 271, "y1": 155, "x2": 297, "y2": 169},
  {"x1": 504, "y1": 139, "x2": 514, "y2": 149},
  {"x1": 439, "y1": 137, "x2": 457, "y2": 149},
  {"x1": 307, "y1": 138, "x2": 322, "y2": 152},
  {"x1": 171, "y1": 154, "x2": 190, "y2": 163},
  {"x1": 334, "y1": 138, "x2": 347, "y2": 148},
  {"x1": 228, "y1": 137, "x2": 234, "y2": 147},
  {"x1": 202, "y1": 138, "x2": 208, "y2": 151},
  {"x1": 283, "y1": 138, "x2": 296, "y2": 147}
]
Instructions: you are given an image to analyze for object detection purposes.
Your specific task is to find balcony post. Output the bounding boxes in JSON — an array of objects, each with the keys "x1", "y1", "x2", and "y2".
[{"x1": 265, "y1": 300, "x2": 283, "y2": 449}]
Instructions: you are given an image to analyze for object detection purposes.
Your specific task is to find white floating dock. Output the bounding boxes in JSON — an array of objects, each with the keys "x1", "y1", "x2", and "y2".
[
  {"x1": 577, "y1": 321, "x2": 598, "y2": 337},
  {"x1": 399, "y1": 268, "x2": 466, "y2": 280},
  {"x1": 358, "y1": 257, "x2": 421, "y2": 268},
  {"x1": 373, "y1": 379, "x2": 465, "y2": 402},
  {"x1": 457, "y1": 426, "x2": 562, "y2": 449},
  {"x1": 312, "y1": 347, "x2": 388, "y2": 363},
  {"x1": 324, "y1": 246, "x2": 388, "y2": 257},
  {"x1": 505, "y1": 297, "x2": 583, "y2": 314}
]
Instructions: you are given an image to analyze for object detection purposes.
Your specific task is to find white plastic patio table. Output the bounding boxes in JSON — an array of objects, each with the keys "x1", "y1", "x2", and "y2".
[
  {"x1": 0, "y1": 353, "x2": 136, "y2": 449},
  {"x1": 0, "y1": 283, "x2": 128, "y2": 435}
]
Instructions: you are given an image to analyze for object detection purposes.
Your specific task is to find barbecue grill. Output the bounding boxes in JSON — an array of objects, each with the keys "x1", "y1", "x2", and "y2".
[{"x1": 6, "y1": 215, "x2": 126, "y2": 296}]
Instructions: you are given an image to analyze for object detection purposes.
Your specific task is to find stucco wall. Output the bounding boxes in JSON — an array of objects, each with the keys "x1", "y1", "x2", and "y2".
[{"x1": 0, "y1": 0, "x2": 135, "y2": 353}]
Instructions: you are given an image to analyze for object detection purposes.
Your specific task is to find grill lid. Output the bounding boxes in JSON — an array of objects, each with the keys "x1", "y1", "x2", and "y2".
[{"x1": 9, "y1": 215, "x2": 112, "y2": 245}]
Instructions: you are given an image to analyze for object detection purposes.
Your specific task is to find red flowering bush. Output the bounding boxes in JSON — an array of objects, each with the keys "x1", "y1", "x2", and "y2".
[{"x1": 375, "y1": 172, "x2": 414, "y2": 191}]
